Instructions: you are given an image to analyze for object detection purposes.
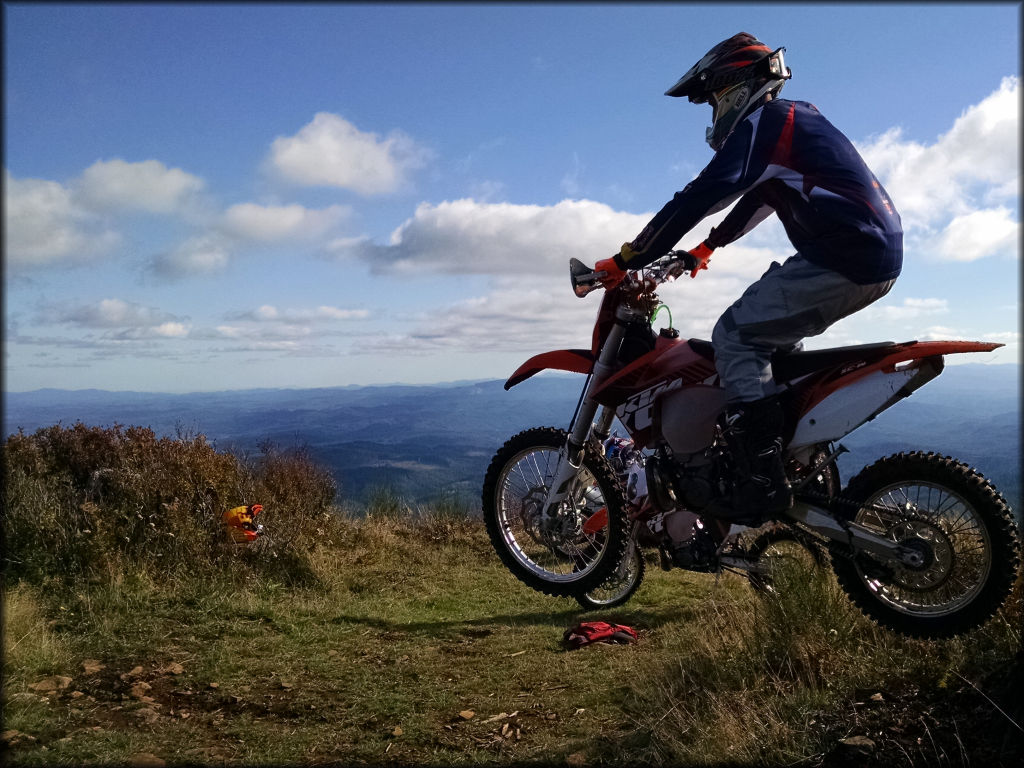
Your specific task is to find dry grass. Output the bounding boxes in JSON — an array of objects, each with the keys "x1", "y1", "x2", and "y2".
[{"x1": 3, "y1": 424, "x2": 1021, "y2": 765}]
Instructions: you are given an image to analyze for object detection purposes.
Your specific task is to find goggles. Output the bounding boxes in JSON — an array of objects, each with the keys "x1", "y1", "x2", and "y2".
[{"x1": 691, "y1": 47, "x2": 791, "y2": 102}]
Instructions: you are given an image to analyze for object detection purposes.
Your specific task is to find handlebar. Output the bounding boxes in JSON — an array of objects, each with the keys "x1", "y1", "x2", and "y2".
[{"x1": 570, "y1": 251, "x2": 696, "y2": 298}]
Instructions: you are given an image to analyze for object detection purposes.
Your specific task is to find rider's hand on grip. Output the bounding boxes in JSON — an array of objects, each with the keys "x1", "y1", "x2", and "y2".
[
  {"x1": 686, "y1": 241, "x2": 714, "y2": 278},
  {"x1": 594, "y1": 256, "x2": 626, "y2": 289}
]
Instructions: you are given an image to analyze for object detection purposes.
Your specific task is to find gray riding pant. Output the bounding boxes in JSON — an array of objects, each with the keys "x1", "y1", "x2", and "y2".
[{"x1": 711, "y1": 255, "x2": 896, "y2": 403}]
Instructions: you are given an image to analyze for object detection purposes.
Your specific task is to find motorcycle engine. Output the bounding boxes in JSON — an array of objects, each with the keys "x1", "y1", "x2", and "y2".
[{"x1": 645, "y1": 449, "x2": 724, "y2": 513}]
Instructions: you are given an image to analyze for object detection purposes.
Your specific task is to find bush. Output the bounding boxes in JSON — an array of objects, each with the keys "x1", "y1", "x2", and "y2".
[{"x1": 2, "y1": 423, "x2": 340, "y2": 585}]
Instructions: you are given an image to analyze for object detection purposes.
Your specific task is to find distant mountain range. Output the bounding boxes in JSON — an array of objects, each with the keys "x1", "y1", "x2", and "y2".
[{"x1": 5, "y1": 364, "x2": 1020, "y2": 517}]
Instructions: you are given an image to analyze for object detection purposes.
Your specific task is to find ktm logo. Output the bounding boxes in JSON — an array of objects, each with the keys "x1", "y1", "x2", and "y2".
[{"x1": 617, "y1": 379, "x2": 683, "y2": 431}]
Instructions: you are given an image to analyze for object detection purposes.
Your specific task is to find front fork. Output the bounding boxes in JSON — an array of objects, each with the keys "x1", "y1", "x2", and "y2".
[{"x1": 542, "y1": 320, "x2": 627, "y2": 517}]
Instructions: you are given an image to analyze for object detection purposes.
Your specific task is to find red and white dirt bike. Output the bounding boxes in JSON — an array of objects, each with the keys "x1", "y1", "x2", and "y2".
[{"x1": 482, "y1": 252, "x2": 1021, "y2": 638}]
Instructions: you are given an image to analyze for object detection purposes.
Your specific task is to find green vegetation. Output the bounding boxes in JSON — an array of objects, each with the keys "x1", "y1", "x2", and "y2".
[{"x1": 3, "y1": 424, "x2": 1022, "y2": 765}]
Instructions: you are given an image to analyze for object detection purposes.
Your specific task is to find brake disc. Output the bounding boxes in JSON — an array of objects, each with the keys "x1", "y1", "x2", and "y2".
[{"x1": 885, "y1": 514, "x2": 954, "y2": 592}]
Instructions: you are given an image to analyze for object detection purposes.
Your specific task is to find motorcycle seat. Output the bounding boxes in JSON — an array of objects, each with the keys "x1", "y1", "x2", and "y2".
[{"x1": 687, "y1": 339, "x2": 900, "y2": 381}]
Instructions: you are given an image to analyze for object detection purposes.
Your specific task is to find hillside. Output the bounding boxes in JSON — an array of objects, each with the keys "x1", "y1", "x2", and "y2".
[
  {"x1": 3, "y1": 420, "x2": 1022, "y2": 766},
  {"x1": 4, "y1": 364, "x2": 1020, "y2": 512}
]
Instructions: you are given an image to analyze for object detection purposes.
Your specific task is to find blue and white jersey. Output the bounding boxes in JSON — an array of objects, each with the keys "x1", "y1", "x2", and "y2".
[{"x1": 622, "y1": 98, "x2": 903, "y2": 285}]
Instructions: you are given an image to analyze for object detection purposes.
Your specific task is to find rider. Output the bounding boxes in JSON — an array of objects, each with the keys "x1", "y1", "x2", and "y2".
[{"x1": 596, "y1": 33, "x2": 902, "y2": 523}]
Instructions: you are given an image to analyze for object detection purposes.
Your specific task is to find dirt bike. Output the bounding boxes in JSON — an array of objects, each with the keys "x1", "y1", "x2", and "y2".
[
  {"x1": 481, "y1": 252, "x2": 1021, "y2": 638},
  {"x1": 570, "y1": 435, "x2": 831, "y2": 611}
]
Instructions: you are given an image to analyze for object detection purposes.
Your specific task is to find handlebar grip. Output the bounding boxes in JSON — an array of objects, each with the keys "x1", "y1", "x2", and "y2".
[{"x1": 570, "y1": 257, "x2": 604, "y2": 297}]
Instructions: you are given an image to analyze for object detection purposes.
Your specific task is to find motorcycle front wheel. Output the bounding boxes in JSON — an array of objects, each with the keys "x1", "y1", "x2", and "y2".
[
  {"x1": 482, "y1": 427, "x2": 629, "y2": 598},
  {"x1": 832, "y1": 451, "x2": 1021, "y2": 639}
]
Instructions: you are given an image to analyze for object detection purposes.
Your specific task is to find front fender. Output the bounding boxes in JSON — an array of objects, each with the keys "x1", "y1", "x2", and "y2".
[{"x1": 504, "y1": 349, "x2": 594, "y2": 390}]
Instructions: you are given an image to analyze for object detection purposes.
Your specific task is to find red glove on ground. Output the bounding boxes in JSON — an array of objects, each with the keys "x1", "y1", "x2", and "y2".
[{"x1": 563, "y1": 621, "x2": 638, "y2": 650}]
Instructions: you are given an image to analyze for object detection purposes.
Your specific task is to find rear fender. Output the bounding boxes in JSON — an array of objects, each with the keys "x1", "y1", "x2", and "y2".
[
  {"x1": 789, "y1": 340, "x2": 1000, "y2": 448},
  {"x1": 789, "y1": 358, "x2": 939, "y2": 449},
  {"x1": 504, "y1": 349, "x2": 594, "y2": 390}
]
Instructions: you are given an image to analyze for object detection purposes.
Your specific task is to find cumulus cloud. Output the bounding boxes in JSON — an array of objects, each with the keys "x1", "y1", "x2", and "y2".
[
  {"x1": 930, "y1": 207, "x2": 1018, "y2": 262},
  {"x1": 5, "y1": 159, "x2": 205, "y2": 270},
  {"x1": 45, "y1": 298, "x2": 192, "y2": 340},
  {"x1": 7, "y1": 157, "x2": 356, "y2": 278},
  {"x1": 74, "y1": 158, "x2": 205, "y2": 214},
  {"x1": 218, "y1": 202, "x2": 351, "y2": 243},
  {"x1": 334, "y1": 198, "x2": 653, "y2": 276},
  {"x1": 334, "y1": 78, "x2": 1020, "y2": 360},
  {"x1": 4, "y1": 172, "x2": 120, "y2": 268},
  {"x1": 50, "y1": 297, "x2": 183, "y2": 328},
  {"x1": 149, "y1": 235, "x2": 232, "y2": 278},
  {"x1": 338, "y1": 194, "x2": 798, "y2": 355},
  {"x1": 856, "y1": 76, "x2": 1019, "y2": 261},
  {"x1": 268, "y1": 112, "x2": 430, "y2": 194}
]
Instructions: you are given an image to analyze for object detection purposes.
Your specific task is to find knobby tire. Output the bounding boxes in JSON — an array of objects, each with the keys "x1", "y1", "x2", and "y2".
[
  {"x1": 482, "y1": 427, "x2": 629, "y2": 598},
  {"x1": 831, "y1": 451, "x2": 1020, "y2": 639}
]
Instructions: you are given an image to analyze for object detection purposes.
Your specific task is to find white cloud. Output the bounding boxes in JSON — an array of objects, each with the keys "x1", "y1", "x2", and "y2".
[
  {"x1": 856, "y1": 76, "x2": 1019, "y2": 260},
  {"x1": 268, "y1": 112, "x2": 430, "y2": 194},
  {"x1": 353, "y1": 265, "x2": 758, "y2": 358},
  {"x1": 48, "y1": 298, "x2": 191, "y2": 340},
  {"x1": 337, "y1": 198, "x2": 653, "y2": 276},
  {"x1": 355, "y1": 282, "x2": 597, "y2": 355},
  {"x1": 214, "y1": 325, "x2": 245, "y2": 339},
  {"x1": 150, "y1": 235, "x2": 232, "y2": 278},
  {"x1": 5, "y1": 159, "x2": 205, "y2": 272},
  {"x1": 207, "y1": 323, "x2": 310, "y2": 342},
  {"x1": 341, "y1": 196, "x2": 798, "y2": 355},
  {"x1": 982, "y1": 331, "x2": 1020, "y2": 343},
  {"x1": 336, "y1": 78, "x2": 1021, "y2": 361},
  {"x1": 196, "y1": 304, "x2": 369, "y2": 356},
  {"x1": 868, "y1": 297, "x2": 949, "y2": 321},
  {"x1": 931, "y1": 207, "x2": 1018, "y2": 262},
  {"x1": 52, "y1": 297, "x2": 177, "y2": 328},
  {"x1": 4, "y1": 172, "x2": 120, "y2": 267},
  {"x1": 312, "y1": 305, "x2": 369, "y2": 321},
  {"x1": 229, "y1": 304, "x2": 369, "y2": 323},
  {"x1": 74, "y1": 158, "x2": 205, "y2": 214},
  {"x1": 152, "y1": 322, "x2": 190, "y2": 338},
  {"x1": 918, "y1": 325, "x2": 967, "y2": 341},
  {"x1": 218, "y1": 202, "x2": 350, "y2": 242}
]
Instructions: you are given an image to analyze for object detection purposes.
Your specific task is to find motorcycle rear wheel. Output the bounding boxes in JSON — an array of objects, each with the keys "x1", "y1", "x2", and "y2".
[
  {"x1": 482, "y1": 427, "x2": 629, "y2": 598},
  {"x1": 831, "y1": 451, "x2": 1021, "y2": 639}
]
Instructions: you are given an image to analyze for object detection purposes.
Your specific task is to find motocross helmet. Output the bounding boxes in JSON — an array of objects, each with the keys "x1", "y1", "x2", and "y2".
[
  {"x1": 665, "y1": 32, "x2": 791, "y2": 151},
  {"x1": 222, "y1": 504, "x2": 264, "y2": 544}
]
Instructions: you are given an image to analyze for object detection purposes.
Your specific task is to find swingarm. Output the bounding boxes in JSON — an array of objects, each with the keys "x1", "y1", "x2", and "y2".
[{"x1": 785, "y1": 502, "x2": 924, "y2": 566}]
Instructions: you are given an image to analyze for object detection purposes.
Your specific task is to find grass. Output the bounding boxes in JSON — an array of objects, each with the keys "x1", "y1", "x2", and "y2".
[
  {"x1": 4, "y1": 519, "x2": 1022, "y2": 766},
  {"x1": 3, "y1": 425, "x2": 1022, "y2": 765}
]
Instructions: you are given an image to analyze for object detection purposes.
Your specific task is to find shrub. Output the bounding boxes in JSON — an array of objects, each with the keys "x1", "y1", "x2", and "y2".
[{"x1": 2, "y1": 423, "x2": 339, "y2": 585}]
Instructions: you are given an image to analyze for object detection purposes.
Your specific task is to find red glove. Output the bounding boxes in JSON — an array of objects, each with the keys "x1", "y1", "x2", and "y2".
[
  {"x1": 594, "y1": 257, "x2": 626, "y2": 289},
  {"x1": 688, "y1": 241, "x2": 714, "y2": 279}
]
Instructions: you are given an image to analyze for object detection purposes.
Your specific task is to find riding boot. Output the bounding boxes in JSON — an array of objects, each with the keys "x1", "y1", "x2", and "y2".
[{"x1": 707, "y1": 395, "x2": 793, "y2": 523}]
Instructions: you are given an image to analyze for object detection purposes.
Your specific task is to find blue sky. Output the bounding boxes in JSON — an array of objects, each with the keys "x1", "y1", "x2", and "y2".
[{"x1": 4, "y1": 3, "x2": 1020, "y2": 393}]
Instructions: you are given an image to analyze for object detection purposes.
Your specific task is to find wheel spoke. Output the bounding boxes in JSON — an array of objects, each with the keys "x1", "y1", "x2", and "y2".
[
  {"x1": 493, "y1": 439, "x2": 616, "y2": 585},
  {"x1": 854, "y1": 480, "x2": 993, "y2": 618}
]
